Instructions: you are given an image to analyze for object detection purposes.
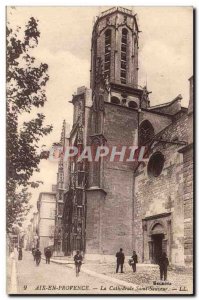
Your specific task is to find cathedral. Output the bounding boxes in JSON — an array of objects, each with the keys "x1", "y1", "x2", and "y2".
[{"x1": 54, "y1": 7, "x2": 193, "y2": 267}]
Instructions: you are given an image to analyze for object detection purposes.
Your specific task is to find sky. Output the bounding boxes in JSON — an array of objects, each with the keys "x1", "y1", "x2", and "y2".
[{"x1": 7, "y1": 6, "x2": 193, "y2": 223}]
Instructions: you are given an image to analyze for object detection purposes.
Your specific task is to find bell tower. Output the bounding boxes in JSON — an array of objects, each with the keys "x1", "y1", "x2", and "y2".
[
  {"x1": 90, "y1": 7, "x2": 139, "y2": 90},
  {"x1": 85, "y1": 7, "x2": 149, "y2": 258}
]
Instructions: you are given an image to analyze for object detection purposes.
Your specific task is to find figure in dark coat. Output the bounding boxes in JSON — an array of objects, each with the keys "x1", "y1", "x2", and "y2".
[
  {"x1": 18, "y1": 248, "x2": 22, "y2": 260},
  {"x1": 158, "y1": 252, "x2": 169, "y2": 281},
  {"x1": 74, "y1": 250, "x2": 83, "y2": 276},
  {"x1": 34, "y1": 248, "x2": 42, "y2": 266},
  {"x1": 116, "y1": 248, "x2": 125, "y2": 273},
  {"x1": 32, "y1": 247, "x2": 36, "y2": 261},
  {"x1": 45, "y1": 247, "x2": 52, "y2": 264},
  {"x1": 131, "y1": 250, "x2": 138, "y2": 272}
]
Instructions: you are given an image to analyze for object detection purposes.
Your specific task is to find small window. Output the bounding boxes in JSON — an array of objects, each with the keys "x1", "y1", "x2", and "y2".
[
  {"x1": 128, "y1": 101, "x2": 138, "y2": 109},
  {"x1": 121, "y1": 70, "x2": 126, "y2": 79},
  {"x1": 104, "y1": 29, "x2": 112, "y2": 76},
  {"x1": 105, "y1": 29, "x2": 111, "y2": 38},
  {"x1": 122, "y1": 28, "x2": 128, "y2": 35},
  {"x1": 105, "y1": 45, "x2": 111, "y2": 54},
  {"x1": 105, "y1": 36, "x2": 111, "y2": 43},
  {"x1": 121, "y1": 44, "x2": 127, "y2": 52},
  {"x1": 120, "y1": 28, "x2": 128, "y2": 84},
  {"x1": 122, "y1": 36, "x2": 127, "y2": 44},
  {"x1": 121, "y1": 61, "x2": 126, "y2": 70},
  {"x1": 121, "y1": 71, "x2": 127, "y2": 82},
  {"x1": 121, "y1": 52, "x2": 127, "y2": 61},
  {"x1": 111, "y1": 96, "x2": 120, "y2": 105},
  {"x1": 148, "y1": 152, "x2": 164, "y2": 177}
]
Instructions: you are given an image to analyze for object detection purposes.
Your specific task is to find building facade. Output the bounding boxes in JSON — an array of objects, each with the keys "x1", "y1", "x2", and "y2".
[
  {"x1": 37, "y1": 192, "x2": 56, "y2": 254},
  {"x1": 57, "y1": 7, "x2": 193, "y2": 266}
]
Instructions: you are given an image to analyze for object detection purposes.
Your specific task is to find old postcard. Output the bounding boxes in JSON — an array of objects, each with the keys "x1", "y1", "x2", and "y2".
[{"x1": 6, "y1": 6, "x2": 194, "y2": 295}]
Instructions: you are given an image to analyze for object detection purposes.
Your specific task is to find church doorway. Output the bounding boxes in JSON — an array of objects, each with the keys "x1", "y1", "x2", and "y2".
[
  {"x1": 143, "y1": 214, "x2": 171, "y2": 264},
  {"x1": 151, "y1": 233, "x2": 164, "y2": 264}
]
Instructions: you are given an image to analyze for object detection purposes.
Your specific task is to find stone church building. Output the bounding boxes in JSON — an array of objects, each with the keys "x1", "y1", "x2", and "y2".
[{"x1": 54, "y1": 7, "x2": 193, "y2": 266}]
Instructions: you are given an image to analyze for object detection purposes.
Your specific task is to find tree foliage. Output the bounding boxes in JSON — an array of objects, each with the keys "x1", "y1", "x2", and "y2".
[
  {"x1": 7, "y1": 14, "x2": 53, "y2": 232},
  {"x1": 7, "y1": 188, "x2": 32, "y2": 230}
]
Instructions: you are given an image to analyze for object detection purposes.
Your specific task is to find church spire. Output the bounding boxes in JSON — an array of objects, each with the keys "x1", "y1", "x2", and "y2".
[{"x1": 60, "y1": 120, "x2": 66, "y2": 143}]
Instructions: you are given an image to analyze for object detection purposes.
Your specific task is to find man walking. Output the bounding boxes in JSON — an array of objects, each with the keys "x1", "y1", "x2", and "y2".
[
  {"x1": 116, "y1": 248, "x2": 125, "y2": 273},
  {"x1": 158, "y1": 252, "x2": 169, "y2": 281},
  {"x1": 34, "y1": 248, "x2": 42, "y2": 266},
  {"x1": 131, "y1": 250, "x2": 138, "y2": 272},
  {"x1": 45, "y1": 247, "x2": 52, "y2": 264},
  {"x1": 74, "y1": 250, "x2": 83, "y2": 277}
]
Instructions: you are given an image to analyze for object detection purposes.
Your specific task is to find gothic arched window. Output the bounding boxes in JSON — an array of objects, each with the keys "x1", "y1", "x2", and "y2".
[
  {"x1": 121, "y1": 28, "x2": 128, "y2": 84},
  {"x1": 128, "y1": 101, "x2": 138, "y2": 109},
  {"x1": 139, "y1": 120, "x2": 155, "y2": 145},
  {"x1": 104, "y1": 29, "x2": 111, "y2": 79}
]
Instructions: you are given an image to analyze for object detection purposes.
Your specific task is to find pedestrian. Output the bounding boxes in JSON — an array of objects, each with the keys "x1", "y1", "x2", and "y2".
[
  {"x1": 116, "y1": 248, "x2": 125, "y2": 273},
  {"x1": 130, "y1": 250, "x2": 138, "y2": 272},
  {"x1": 34, "y1": 248, "x2": 42, "y2": 266},
  {"x1": 74, "y1": 250, "x2": 83, "y2": 277},
  {"x1": 32, "y1": 248, "x2": 36, "y2": 261},
  {"x1": 18, "y1": 247, "x2": 23, "y2": 260},
  {"x1": 45, "y1": 247, "x2": 52, "y2": 264},
  {"x1": 158, "y1": 252, "x2": 169, "y2": 281}
]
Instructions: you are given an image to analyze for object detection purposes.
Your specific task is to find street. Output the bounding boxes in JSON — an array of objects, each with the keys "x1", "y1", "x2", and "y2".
[
  {"x1": 8, "y1": 250, "x2": 193, "y2": 295},
  {"x1": 11, "y1": 251, "x2": 133, "y2": 294}
]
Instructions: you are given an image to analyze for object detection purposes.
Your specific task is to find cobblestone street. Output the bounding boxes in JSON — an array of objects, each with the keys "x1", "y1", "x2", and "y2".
[
  {"x1": 8, "y1": 250, "x2": 193, "y2": 295},
  {"x1": 85, "y1": 261, "x2": 193, "y2": 294}
]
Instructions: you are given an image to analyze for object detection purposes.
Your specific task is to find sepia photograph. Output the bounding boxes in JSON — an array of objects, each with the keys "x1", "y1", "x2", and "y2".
[{"x1": 6, "y1": 5, "x2": 194, "y2": 295}]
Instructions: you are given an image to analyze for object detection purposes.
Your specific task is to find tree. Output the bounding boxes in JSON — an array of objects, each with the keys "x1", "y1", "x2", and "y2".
[
  {"x1": 7, "y1": 188, "x2": 32, "y2": 231},
  {"x1": 6, "y1": 13, "x2": 53, "y2": 233}
]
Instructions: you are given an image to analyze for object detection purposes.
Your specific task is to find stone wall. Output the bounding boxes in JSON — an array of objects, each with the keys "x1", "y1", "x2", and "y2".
[
  {"x1": 134, "y1": 143, "x2": 184, "y2": 265},
  {"x1": 85, "y1": 102, "x2": 138, "y2": 255},
  {"x1": 159, "y1": 112, "x2": 188, "y2": 142},
  {"x1": 102, "y1": 104, "x2": 138, "y2": 254},
  {"x1": 102, "y1": 103, "x2": 138, "y2": 255},
  {"x1": 141, "y1": 110, "x2": 172, "y2": 135},
  {"x1": 182, "y1": 147, "x2": 193, "y2": 264},
  {"x1": 134, "y1": 112, "x2": 190, "y2": 266},
  {"x1": 86, "y1": 189, "x2": 106, "y2": 254}
]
